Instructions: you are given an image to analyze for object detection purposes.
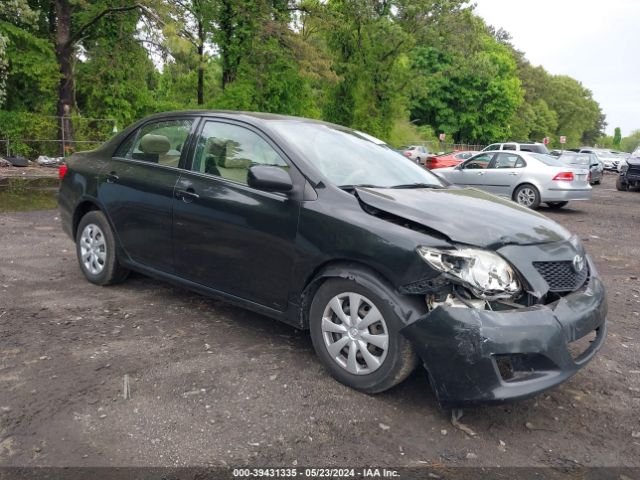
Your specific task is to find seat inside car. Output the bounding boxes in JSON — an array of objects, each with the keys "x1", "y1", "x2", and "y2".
[
  {"x1": 203, "y1": 137, "x2": 252, "y2": 183},
  {"x1": 133, "y1": 134, "x2": 173, "y2": 165}
]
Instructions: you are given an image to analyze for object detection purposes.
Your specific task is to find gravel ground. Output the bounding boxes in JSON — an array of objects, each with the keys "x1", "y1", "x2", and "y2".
[{"x1": 0, "y1": 173, "x2": 639, "y2": 470}]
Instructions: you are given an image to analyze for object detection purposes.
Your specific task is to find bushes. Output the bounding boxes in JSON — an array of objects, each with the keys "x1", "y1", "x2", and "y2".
[{"x1": 0, "y1": 111, "x2": 115, "y2": 158}]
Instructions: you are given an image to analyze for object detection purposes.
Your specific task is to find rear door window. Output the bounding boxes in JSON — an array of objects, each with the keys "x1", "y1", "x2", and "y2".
[
  {"x1": 492, "y1": 153, "x2": 524, "y2": 169},
  {"x1": 122, "y1": 119, "x2": 194, "y2": 167}
]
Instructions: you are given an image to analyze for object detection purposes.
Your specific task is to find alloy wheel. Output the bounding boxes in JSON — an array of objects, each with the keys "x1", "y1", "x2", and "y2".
[
  {"x1": 321, "y1": 292, "x2": 389, "y2": 375},
  {"x1": 516, "y1": 187, "x2": 536, "y2": 207},
  {"x1": 80, "y1": 223, "x2": 107, "y2": 275}
]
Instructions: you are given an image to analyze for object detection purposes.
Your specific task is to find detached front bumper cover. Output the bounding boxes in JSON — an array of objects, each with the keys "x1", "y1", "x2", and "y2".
[{"x1": 401, "y1": 257, "x2": 607, "y2": 408}]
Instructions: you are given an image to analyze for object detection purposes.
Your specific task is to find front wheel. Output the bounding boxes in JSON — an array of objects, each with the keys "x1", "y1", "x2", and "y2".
[
  {"x1": 309, "y1": 278, "x2": 418, "y2": 394},
  {"x1": 514, "y1": 184, "x2": 541, "y2": 209},
  {"x1": 76, "y1": 210, "x2": 129, "y2": 285},
  {"x1": 616, "y1": 176, "x2": 629, "y2": 191},
  {"x1": 547, "y1": 201, "x2": 568, "y2": 209}
]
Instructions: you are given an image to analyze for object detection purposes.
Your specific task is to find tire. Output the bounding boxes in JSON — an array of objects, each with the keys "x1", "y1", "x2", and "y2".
[
  {"x1": 514, "y1": 184, "x2": 541, "y2": 209},
  {"x1": 616, "y1": 176, "x2": 629, "y2": 191},
  {"x1": 546, "y1": 201, "x2": 568, "y2": 209},
  {"x1": 309, "y1": 277, "x2": 418, "y2": 394},
  {"x1": 75, "y1": 210, "x2": 129, "y2": 286}
]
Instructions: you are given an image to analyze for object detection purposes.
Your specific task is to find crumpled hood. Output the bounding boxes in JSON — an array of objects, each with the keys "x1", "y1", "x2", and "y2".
[{"x1": 356, "y1": 186, "x2": 572, "y2": 249}]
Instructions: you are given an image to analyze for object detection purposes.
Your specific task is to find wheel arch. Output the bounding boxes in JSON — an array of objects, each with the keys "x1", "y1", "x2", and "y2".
[
  {"x1": 72, "y1": 199, "x2": 102, "y2": 239},
  {"x1": 297, "y1": 260, "x2": 425, "y2": 330},
  {"x1": 511, "y1": 181, "x2": 541, "y2": 201}
]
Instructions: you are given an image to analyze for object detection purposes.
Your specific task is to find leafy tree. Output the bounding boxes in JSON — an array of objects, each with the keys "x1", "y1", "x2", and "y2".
[
  {"x1": 620, "y1": 130, "x2": 640, "y2": 153},
  {"x1": 613, "y1": 127, "x2": 622, "y2": 149},
  {"x1": 320, "y1": 0, "x2": 413, "y2": 139},
  {"x1": 75, "y1": 9, "x2": 158, "y2": 127},
  {"x1": 409, "y1": 12, "x2": 523, "y2": 143}
]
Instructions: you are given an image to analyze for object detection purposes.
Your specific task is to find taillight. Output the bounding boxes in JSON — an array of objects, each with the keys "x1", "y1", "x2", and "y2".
[
  {"x1": 552, "y1": 171, "x2": 574, "y2": 181},
  {"x1": 403, "y1": 151, "x2": 411, "y2": 157},
  {"x1": 59, "y1": 164, "x2": 68, "y2": 179},
  {"x1": 588, "y1": 171, "x2": 592, "y2": 182}
]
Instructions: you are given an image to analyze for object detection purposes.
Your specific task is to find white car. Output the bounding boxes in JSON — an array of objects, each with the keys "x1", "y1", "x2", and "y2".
[
  {"x1": 434, "y1": 151, "x2": 592, "y2": 209},
  {"x1": 578, "y1": 148, "x2": 621, "y2": 171},
  {"x1": 482, "y1": 142, "x2": 550, "y2": 154},
  {"x1": 401, "y1": 145, "x2": 430, "y2": 164}
]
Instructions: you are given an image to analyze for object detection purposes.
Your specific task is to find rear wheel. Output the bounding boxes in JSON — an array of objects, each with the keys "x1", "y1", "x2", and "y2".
[
  {"x1": 616, "y1": 176, "x2": 629, "y2": 191},
  {"x1": 514, "y1": 184, "x2": 541, "y2": 209},
  {"x1": 547, "y1": 201, "x2": 568, "y2": 209},
  {"x1": 309, "y1": 278, "x2": 417, "y2": 393},
  {"x1": 76, "y1": 210, "x2": 129, "y2": 285}
]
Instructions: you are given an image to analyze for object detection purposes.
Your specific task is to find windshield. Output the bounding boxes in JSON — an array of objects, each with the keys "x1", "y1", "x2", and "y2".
[{"x1": 270, "y1": 122, "x2": 444, "y2": 188}]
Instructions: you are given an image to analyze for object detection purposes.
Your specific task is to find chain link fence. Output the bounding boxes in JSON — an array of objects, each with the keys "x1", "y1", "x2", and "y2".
[
  {"x1": 0, "y1": 113, "x2": 117, "y2": 160},
  {"x1": 405, "y1": 141, "x2": 487, "y2": 153}
]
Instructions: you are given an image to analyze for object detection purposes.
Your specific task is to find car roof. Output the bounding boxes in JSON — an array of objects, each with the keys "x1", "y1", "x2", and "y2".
[{"x1": 142, "y1": 109, "x2": 340, "y2": 127}]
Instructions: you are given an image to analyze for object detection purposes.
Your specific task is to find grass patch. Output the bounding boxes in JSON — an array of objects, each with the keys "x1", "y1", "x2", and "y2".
[{"x1": 0, "y1": 190, "x2": 58, "y2": 212}]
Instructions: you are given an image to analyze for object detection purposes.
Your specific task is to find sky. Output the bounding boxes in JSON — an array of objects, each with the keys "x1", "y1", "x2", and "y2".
[{"x1": 473, "y1": 0, "x2": 640, "y2": 136}]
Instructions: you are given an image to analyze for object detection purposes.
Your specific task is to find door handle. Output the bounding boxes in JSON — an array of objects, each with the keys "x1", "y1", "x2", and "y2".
[
  {"x1": 477, "y1": 172, "x2": 485, "y2": 175},
  {"x1": 106, "y1": 171, "x2": 119, "y2": 183},
  {"x1": 176, "y1": 188, "x2": 200, "y2": 203},
  {"x1": 508, "y1": 172, "x2": 519, "y2": 176}
]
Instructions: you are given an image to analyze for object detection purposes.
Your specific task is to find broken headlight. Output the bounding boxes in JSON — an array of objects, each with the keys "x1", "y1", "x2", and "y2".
[{"x1": 416, "y1": 246, "x2": 521, "y2": 300}]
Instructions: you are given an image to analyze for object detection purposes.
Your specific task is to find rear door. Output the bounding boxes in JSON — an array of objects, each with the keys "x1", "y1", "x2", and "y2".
[
  {"x1": 172, "y1": 119, "x2": 301, "y2": 310},
  {"x1": 483, "y1": 152, "x2": 526, "y2": 197},
  {"x1": 98, "y1": 117, "x2": 197, "y2": 273}
]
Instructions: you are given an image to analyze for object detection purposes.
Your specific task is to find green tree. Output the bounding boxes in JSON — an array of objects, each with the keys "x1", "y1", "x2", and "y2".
[
  {"x1": 75, "y1": 9, "x2": 157, "y2": 127},
  {"x1": 613, "y1": 127, "x2": 622, "y2": 149},
  {"x1": 408, "y1": 12, "x2": 523, "y2": 143},
  {"x1": 620, "y1": 130, "x2": 640, "y2": 153}
]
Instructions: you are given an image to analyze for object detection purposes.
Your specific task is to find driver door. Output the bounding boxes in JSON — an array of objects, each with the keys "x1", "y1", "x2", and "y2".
[
  {"x1": 448, "y1": 153, "x2": 494, "y2": 188},
  {"x1": 172, "y1": 119, "x2": 301, "y2": 311}
]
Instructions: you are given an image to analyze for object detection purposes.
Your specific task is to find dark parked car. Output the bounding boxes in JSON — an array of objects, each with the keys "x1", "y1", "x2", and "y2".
[
  {"x1": 616, "y1": 153, "x2": 640, "y2": 191},
  {"x1": 59, "y1": 111, "x2": 607, "y2": 407}
]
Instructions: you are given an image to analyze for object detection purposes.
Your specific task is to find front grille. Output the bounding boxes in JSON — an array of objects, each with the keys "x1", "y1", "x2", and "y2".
[
  {"x1": 627, "y1": 165, "x2": 640, "y2": 179},
  {"x1": 533, "y1": 260, "x2": 589, "y2": 293}
]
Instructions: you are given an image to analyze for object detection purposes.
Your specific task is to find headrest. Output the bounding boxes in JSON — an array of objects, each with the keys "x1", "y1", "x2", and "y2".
[
  {"x1": 220, "y1": 155, "x2": 252, "y2": 169},
  {"x1": 140, "y1": 134, "x2": 171, "y2": 154}
]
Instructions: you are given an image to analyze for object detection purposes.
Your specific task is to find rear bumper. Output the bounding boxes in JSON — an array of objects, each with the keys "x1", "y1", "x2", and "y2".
[
  {"x1": 401, "y1": 269, "x2": 607, "y2": 408},
  {"x1": 542, "y1": 188, "x2": 592, "y2": 201}
]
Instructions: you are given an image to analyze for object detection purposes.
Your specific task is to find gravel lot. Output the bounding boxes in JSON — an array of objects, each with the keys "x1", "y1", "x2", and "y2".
[{"x1": 1, "y1": 173, "x2": 639, "y2": 470}]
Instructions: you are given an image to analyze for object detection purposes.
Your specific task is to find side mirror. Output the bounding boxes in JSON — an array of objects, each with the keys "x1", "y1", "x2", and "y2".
[{"x1": 247, "y1": 165, "x2": 293, "y2": 193}]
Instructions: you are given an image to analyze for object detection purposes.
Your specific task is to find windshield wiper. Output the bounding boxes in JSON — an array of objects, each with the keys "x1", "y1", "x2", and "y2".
[
  {"x1": 389, "y1": 183, "x2": 444, "y2": 189},
  {"x1": 338, "y1": 184, "x2": 381, "y2": 190}
]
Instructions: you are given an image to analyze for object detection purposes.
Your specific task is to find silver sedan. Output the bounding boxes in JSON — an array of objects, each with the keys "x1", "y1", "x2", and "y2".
[{"x1": 434, "y1": 151, "x2": 592, "y2": 209}]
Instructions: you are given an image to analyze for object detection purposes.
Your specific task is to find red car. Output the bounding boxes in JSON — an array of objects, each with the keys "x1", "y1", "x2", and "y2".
[{"x1": 426, "y1": 151, "x2": 479, "y2": 170}]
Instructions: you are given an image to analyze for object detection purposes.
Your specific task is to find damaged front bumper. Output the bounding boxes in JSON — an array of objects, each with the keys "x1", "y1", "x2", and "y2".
[{"x1": 401, "y1": 258, "x2": 607, "y2": 408}]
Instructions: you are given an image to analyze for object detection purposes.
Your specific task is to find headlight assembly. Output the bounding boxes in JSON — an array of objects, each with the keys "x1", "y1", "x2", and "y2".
[{"x1": 417, "y1": 246, "x2": 521, "y2": 300}]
